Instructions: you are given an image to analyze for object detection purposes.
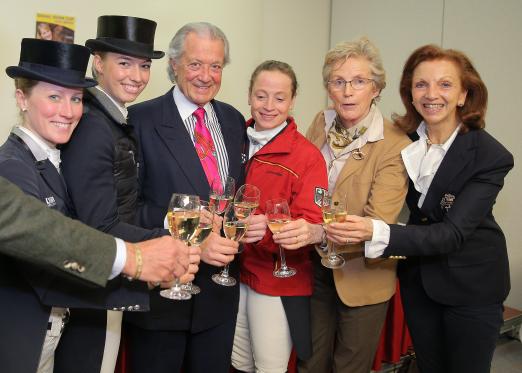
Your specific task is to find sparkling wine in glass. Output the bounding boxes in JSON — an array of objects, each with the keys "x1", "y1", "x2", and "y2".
[
  {"x1": 233, "y1": 184, "x2": 260, "y2": 219},
  {"x1": 266, "y1": 198, "x2": 296, "y2": 278},
  {"x1": 320, "y1": 192, "x2": 346, "y2": 269},
  {"x1": 209, "y1": 177, "x2": 235, "y2": 215},
  {"x1": 182, "y1": 201, "x2": 214, "y2": 295},
  {"x1": 161, "y1": 193, "x2": 200, "y2": 300},
  {"x1": 233, "y1": 184, "x2": 261, "y2": 253},
  {"x1": 211, "y1": 204, "x2": 248, "y2": 287}
]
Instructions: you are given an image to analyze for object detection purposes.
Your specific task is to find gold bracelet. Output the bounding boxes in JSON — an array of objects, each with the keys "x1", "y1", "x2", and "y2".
[{"x1": 133, "y1": 244, "x2": 143, "y2": 280}]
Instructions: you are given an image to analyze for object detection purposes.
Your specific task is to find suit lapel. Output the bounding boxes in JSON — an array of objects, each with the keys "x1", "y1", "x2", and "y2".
[
  {"x1": 213, "y1": 100, "x2": 243, "y2": 183},
  {"x1": 154, "y1": 91, "x2": 210, "y2": 195},
  {"x1": 334, "y1": 141, "x2": 378, "y2": 193},
  {"x1": 36, "y1": 160, "x2": 73, "y2": 211},
  {"x1": 420, "y1": 131, "x2": 476, "y2": 216}
]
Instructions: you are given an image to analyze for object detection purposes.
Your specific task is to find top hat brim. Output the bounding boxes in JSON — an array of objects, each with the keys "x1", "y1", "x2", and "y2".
[
  {"x1": 6, "y1": 65, "x2": 97, "y2": 88},
  {"x1": 86, "y1": 39, "x2": 165, "y2": 59}
]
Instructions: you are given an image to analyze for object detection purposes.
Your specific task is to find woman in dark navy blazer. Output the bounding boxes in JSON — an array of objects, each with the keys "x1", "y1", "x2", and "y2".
[
  {"x1": 330, "y1": 45, "x2": 514, "y2": 373},
  {"x1": 0, "y1": 38, "x2": 97, "y2": 373}
]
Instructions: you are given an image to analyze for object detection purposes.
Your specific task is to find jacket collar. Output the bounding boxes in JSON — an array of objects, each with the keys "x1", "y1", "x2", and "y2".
[
  {"x1": 9, "y1": 129, "x2": 72, "y2": 210},
  {"x1": 86, "y1": 87, "x2": 127, "y2": 126},
  {"x1": 246, "y1": 117, "x2": 296, "y2": 157},
  {"x1": 154, "y1": 88, "x2": 240, "y2": 195},
  {"x1": 419, "y1": 130, "x2": 476, "y2": 216}
]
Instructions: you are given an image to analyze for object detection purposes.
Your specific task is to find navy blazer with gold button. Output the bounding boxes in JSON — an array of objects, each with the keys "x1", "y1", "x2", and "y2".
[
  {"x1": 383, "y1": 129, "x2": 513, "y2": 306},
  {"x1": 0, "y1": 128, "x2": 145, "y2": 373}
]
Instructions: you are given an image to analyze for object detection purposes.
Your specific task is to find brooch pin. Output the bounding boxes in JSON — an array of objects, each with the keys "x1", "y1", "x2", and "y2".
[
  {"x1": 241, "y1": 153, "x2": 248, "y2": 164},
  {"x1": 352, "y1": 148, "x2": 365, "y2": 160},
  {"x1": 440, "y1": 193, "x2": 455, "y2": 212}
]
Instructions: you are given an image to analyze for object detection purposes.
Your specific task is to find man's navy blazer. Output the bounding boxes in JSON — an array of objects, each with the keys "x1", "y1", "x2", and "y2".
[{"x1": 127, "y1": 88, "x2": 246, "y2": 332}]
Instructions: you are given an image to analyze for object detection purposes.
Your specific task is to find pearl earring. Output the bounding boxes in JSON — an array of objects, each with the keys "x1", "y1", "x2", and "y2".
[{"x1": 22, "y1": 108, "x2": 27, "y2": 112}]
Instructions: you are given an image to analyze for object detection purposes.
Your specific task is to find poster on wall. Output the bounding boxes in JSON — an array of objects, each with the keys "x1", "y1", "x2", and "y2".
[{"x1": 35, "y1": 13, "x2": 75, "y2": 43}]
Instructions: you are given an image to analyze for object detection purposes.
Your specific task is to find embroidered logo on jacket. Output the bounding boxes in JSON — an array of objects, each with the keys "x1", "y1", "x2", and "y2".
[
  {"x1": 440, "y1": 193, "x2": 455, "y2": 212},
  {"x1": 314, "y1": 187, "x2": 327, "y2": 207},
  {"x1": 45, "y1": 196, "x2": 57, "y2": 208}
]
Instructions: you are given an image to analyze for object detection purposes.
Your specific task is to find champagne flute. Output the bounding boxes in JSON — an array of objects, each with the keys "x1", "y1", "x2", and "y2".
[
  {"x1": 160, "y1": 193, "x2": 200, "y2": 300},
  {"x1": 212, "y1": 204, "x2": 248, "y2": 286},
  {"x1": 181, "y1": 201, "x2": 214, "y2": 295},
  {"x1": 209, "y1": 176, "x2": 235, "y2": 215},
  {"x1": 266, "y1": 198, "x2": 296, "y2": 278},
  {"x1": 233, "y1": 184, "x2": 261, "y2": 253},
  {"x1": 233, "y1": 184, "x2": 261, "y2": 219},
  {"x1": 320, "y1": 192, "x2": 346, "y2": 269}
]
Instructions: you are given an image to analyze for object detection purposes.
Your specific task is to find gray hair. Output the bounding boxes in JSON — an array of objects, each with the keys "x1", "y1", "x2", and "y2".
[
  {"x1": 323, "y1": 37, "x2": 386, "y2": 95},
  {"x1": 167, "y1": 22, "x2": 230, "y2": 83}
]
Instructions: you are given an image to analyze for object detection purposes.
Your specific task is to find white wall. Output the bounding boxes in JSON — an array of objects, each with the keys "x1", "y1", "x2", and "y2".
[
  {"x1": 0, "y1": 0, "x2": 330, "y2": 139},
  {"x1": 332, "y1": 0, "x2": 522, "y2": 309}
]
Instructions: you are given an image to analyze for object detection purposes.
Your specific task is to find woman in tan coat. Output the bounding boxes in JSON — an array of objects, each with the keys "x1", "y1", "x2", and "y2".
[{"x1": 297, "y1": 37, "x2": 410, "y2": 373}]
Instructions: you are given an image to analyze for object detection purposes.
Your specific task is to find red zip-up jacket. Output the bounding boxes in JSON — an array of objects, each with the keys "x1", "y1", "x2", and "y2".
[{"x1": 240, "y1": 117, "x2": 328, "y2": 296}]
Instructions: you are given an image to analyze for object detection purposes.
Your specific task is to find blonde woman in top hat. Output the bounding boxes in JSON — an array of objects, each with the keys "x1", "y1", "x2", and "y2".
[
  {"x1": 58, "y1": 15, "x2": 200, "y2": 373},
  {"x1": 0, "y1": 38, "x2": 96, "y2": 373}
]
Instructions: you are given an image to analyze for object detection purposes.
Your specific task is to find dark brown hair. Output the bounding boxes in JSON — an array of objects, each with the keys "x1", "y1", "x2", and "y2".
[
  {"x1": 249, "y1": 60, "x2": 298, "y2": 98},
  {"x1": 393, "y1": 44, "x2": 488, "y2": 134}
]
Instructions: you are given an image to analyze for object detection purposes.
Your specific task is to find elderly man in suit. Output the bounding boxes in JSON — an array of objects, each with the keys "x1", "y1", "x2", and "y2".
[{"x1": 126, "y1": 22, "x2": 246, "y2": 373}]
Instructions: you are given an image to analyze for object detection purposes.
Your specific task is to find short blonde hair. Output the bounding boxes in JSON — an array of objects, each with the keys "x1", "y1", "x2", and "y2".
[{"x1": 322, "y1": 37, "x2": 386, "y2": 97}]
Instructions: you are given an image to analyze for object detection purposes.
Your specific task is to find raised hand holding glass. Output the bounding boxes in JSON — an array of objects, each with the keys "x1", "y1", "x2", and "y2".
[{"x1": 161, "y1": 193, "x2": 200, "y2": 300}]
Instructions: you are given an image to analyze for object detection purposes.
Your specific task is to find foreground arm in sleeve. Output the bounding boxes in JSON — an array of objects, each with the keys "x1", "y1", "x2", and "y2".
[{"x1": 0, "y1": 177, "x2": 189, "y2": 286}]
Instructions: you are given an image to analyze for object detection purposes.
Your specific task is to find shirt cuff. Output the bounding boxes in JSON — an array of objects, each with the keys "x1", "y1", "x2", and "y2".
[
  {"x1": 109, "y1": 238, "x2": 127, "y2": 280},
  {"x1": 364, "y1": 219, "x2": 390, "y2": 258}
]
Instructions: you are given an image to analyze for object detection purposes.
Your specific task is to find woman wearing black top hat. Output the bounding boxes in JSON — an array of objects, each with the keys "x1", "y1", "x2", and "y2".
[
  {"x1": 58, "y1": 16, "x2": 200, "y2": 373},
  {"x1": 0, "y1": 38, "x2": 97, "y2": 373}
]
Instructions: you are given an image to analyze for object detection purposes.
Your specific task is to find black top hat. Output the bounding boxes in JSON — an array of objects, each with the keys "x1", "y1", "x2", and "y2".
[
  {"x1": 6, "y1": 39, "x2": 97, "y2": 88},
  {"x1": 85, "y1": 15, "x2": 165, "y2": 59}
]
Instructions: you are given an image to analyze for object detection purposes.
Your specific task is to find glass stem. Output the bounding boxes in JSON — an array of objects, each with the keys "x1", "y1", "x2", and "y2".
[
  {"x1": 173, "y1": 278, "x2": 182, "y2": 292},
  {"x1": 279, "y1": 245, "x2": 289, "y2": 270},
  {"x1": 221, "y1": 264, "x2": 230, "y2": 278},
  {"x1": 329, "y1": 241, "x2": 338, "y2": 258}
]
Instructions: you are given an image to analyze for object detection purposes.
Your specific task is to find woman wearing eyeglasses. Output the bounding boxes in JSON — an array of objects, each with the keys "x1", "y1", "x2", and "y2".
[{"x1": 297, "y1": 37, "x2": 411, "y2": 373}]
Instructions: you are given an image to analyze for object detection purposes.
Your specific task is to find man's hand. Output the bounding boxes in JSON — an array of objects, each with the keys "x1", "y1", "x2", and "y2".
[
  {"x1": 199, "y1": 231, "x2": 238, "y2": 267},
  {"x1": 179, "y1": 244, "x2": 201, "y2": 283},
  {"x1": 122, "y1": 236, "x2": 190, "y2": 282}
]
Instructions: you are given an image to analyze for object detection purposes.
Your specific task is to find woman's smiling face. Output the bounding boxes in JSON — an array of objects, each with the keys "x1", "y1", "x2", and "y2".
[{"x1": 411, "y1": 59, "x2": 467, "y2": 129}]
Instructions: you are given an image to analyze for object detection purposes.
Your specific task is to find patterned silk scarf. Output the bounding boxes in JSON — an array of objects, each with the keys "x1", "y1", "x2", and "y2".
[{"x1": 326, "y1": 115, "x2": 368, "y2": 157}]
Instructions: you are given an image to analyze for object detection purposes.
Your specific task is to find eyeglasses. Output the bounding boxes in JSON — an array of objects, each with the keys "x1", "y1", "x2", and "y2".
[
  {"x1": 327, "y1": 78, "x2": 374, "y2": 91},
  {"x1": 185, "y1": 62, "x2": 223, "y2": 73}
]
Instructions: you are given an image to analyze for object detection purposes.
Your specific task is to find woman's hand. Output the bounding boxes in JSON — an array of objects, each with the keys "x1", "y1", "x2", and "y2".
[
  {"x1": 273, "y1": 218, "x2": 324, "y2": 250},
  {"x1": 242, "y1": 214, "x2": 267, "y2": 243},
  {"x1": 325, "y1": 215, "x2": 373, "y2": 244}
]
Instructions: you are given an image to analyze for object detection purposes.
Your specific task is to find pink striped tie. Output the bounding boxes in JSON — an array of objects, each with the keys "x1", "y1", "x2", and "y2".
[{"x1": 193, "y1": 107, "x2": 221, "y2": 190}]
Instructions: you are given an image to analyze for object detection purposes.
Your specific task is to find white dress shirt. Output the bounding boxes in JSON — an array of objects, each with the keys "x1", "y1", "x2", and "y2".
[{"x1": 365, "y1": 122, "x2": 461, "y2": 258}]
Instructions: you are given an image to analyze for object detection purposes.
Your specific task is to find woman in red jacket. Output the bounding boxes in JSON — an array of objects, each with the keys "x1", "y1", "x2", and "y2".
[{"x1": 231, "y1": 60, "x2": 328, "y2": 373}]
